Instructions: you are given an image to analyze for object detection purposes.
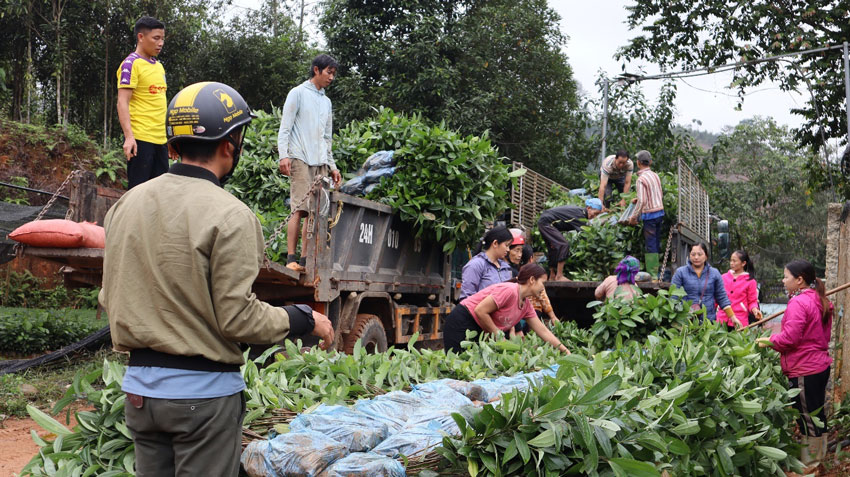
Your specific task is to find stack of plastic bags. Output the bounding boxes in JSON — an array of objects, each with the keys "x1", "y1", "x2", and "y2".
[
  {"x1": 339, "y1": 151, "x2": 396, "y2": 196},
  {"x1": 241, "y1": 366, "x2": 559, "y2": 476}
]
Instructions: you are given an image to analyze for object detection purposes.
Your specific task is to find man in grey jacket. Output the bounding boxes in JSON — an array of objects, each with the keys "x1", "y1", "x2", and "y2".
[{"x1": 278, "y1": 54, "x2": 342, "y2": 272}]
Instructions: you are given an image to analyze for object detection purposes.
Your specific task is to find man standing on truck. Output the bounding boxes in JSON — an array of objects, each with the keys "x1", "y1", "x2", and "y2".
[
  {"x1": 101, "y1": 82, "x2": 334, "y2": 476},
  {"x1": 278, "y1": 54, "x2": 343, "y2": 273},
  {"x1": 538, "y1": 198, "x2": 604, "y2": 281},
  {"x1": 598, "y1": 150, "x2": 633, "y2": 208},
  {"x1": 116, "y1": 16, "x2": 168, "y2": 189},
  {"x1": 628, "y1": 150, "x2": 665, "y2": 278}
]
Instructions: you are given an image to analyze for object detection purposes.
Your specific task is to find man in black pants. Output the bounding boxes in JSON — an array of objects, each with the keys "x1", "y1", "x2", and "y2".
[
  {"x1": 538, "y1": 198, "x2": 603, "y2": 281},
  {"x1": 116, "y1": 17, "x2": 169, "y2": 188}
]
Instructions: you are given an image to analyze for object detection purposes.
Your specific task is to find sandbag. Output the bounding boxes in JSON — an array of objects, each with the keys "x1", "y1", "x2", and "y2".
[
  {"x1": 8, "y1": 219, "x2": 84, "y2": 248},
  {"x1": 289, "y1": 404, "x2": 389, "y2": 452},
  {"x1": 241, "y1": 430, "x2": 348, "y2": 477},
  {"x1": 318, "y1": 452, "x2": 405, "y2": 477},
  {"x1": 78, "y1": 221, "x2": 105, "y2": 248}
]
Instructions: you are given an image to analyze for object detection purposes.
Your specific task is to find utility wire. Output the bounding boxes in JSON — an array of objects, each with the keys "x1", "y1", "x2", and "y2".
[{"x1": 625, "y1": 44, "x2": 845, "y2": 83}]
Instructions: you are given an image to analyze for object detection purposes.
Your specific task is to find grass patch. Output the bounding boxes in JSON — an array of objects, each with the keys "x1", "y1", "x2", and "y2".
[{"x1": 0, "y1": 348, "x2": 126, "y2": 418}]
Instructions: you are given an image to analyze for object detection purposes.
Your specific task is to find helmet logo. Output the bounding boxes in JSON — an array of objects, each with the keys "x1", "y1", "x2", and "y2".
[{"x1": 213, "y1": 89, "x2": 238, "y2": 114}]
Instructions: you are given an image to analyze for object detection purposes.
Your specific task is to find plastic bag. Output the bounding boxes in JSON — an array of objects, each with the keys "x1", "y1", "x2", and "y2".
[
  {"x1": 618, "y1": 203, "x2": 637, "y2": 224},
  {"x1": 371, "y1": 427, "x2": 445, "y2": 459},
  {"x1": 403, "y1": 408, "x2": 462, "y2": 436},
  {"x1": 318, "y1": 452, "x2": 405, "y2": 477},
  {"x1": 354, "y1": 391, "x2": 427, "y2": 432},
  {"x1": 409, "y1": 380, "x2": 474, "y2": 409},
  {"x1": 360, "y1": 150, "x2": 396, "y2": 172},
  {"x1": 470, "y1": 374, "x2": 538, "y2": 402},
  {"x1": 339, "y1": 167, "x2": 396, "y2": 196},
  {"x1": 289, "y1": 404, "x2": 389, "y2": 452},
  {"x1": 241, "y1": 430, "x2": 348, "y2": 477}
]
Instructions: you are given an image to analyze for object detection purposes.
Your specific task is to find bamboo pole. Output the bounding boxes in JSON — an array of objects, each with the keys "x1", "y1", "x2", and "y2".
[{"x1": 742, "y1": 280, "x2": 850, "y2": 330}]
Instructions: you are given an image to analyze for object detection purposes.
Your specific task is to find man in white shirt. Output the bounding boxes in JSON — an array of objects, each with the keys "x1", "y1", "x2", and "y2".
[{"x1": 278, "y1": 54, "x2": 342, "y2": 272}]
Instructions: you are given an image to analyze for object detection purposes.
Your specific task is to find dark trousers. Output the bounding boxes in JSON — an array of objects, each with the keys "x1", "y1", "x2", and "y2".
[
  {"x1": 603, "y1": 177, "x2": 626, "y2": 206},
  {"x1": 128, "y1": 140, "x2": 169, "y2": 189},
  {"x1": 790, "y1": 367, "x2": 830, "y2": 437},
  {"x1": 443, "y1": 305, "x2": 483, "y2": 352},
  {"x1": 643, "y1": 215, "x2": 663, "y2": 253},
  {"x1": 538, "y1": 219, "x2": 570, "y2": 265},
  {"x1": 124, "y1": 391, "x2": 246, "y2": 476}
]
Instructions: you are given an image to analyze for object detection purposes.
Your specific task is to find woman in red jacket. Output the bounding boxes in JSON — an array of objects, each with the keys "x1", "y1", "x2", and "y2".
[{"x1": 756, "y1": 259, "x2": 832, "y2": 465}]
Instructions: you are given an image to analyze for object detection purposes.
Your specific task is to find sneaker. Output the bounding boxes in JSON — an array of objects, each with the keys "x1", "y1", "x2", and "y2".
[{"x1": 286, "y1": 262, "x2": 306, "y2": 273}]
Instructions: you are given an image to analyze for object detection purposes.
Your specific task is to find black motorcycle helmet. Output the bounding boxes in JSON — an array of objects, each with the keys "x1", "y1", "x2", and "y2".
[{"x1": 166, "y1": 82, "x2": 256, "y2": 184}]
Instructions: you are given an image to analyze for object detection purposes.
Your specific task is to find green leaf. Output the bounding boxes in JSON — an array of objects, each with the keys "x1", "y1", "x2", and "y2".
[
  {"x1": 27, "y1": 405, "x2": 72, "y2": 437},
  {"x1": 754, "y1": 446, "x2": 787, "y2": 460},
  {"x1": 657, "y1": 381, "x2": 692, "y2": 400},
  {"x1": 608, "y1": 458, "x2": 660, "y2": 477},
  {"x1": 527, "y1": 428, "x2": 556, "y2": 448},
  {"x1": 574, "y1": 375, "x2": 622, "y2": 406}
]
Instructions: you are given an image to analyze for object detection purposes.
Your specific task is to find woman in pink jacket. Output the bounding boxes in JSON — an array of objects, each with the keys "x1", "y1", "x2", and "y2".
[
  {"x1": 719, "y1": 250, "x2": 763, "y2": 327},
  {"x1": 756, "y1": 259, "x2": 832, "y2": 464}
]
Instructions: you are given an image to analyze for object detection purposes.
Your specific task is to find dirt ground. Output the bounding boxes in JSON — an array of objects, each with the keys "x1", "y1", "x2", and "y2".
[{"x1": 0, "y1": 413, "x2": 82, "y2": 477}]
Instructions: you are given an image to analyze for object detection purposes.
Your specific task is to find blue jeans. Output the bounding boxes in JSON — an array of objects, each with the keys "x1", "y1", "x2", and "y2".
[{"x1": 643, "y1": 216, "x2": 663, "y2": 253}]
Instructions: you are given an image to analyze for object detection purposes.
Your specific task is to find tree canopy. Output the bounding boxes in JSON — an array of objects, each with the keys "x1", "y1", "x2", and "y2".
[{"x1": 618, "y1": 0, "x2": 850, "y2": 198}]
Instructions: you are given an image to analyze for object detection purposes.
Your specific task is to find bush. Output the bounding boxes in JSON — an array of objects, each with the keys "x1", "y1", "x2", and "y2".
[
  {"x1": 0, "y1": 308, "x2": 103, "y2": 354},
  {"x1": 0, "y1": 270, "x2": 99, "y2": 309},
  {"x1": 336, "y1": 108, "x2": 521, "y2": 251}
]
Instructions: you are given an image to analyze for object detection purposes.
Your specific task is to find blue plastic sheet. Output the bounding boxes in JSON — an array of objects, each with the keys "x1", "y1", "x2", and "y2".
[
  {"x1": 289, "y1": 404, "x2": 389, "y2": 452},
  {"x1": 354, "y1": 391, "x2": 428, "y2": 432},
  {"x1": 371, "y1": 426, "x2": 445, "y2": 459},
  {"x1": 340, "y1": 150, "x2": 397, "y2": 196},
  {"x1": 403, "y1": 408, "x2": 461, "y2": 436},
  {"x1": 318, "y1": 452, "x2": 405, "y2": 477},
  {"x1": 409, "y1": 380, "x2": 474, "y2": 409},
  {"x1": 241, "y1": 430, "x2": 348, "y2": 477}
]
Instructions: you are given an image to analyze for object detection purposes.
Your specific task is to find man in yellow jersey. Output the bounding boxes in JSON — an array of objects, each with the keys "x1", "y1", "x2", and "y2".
[{"x1": 116, "y1": 16, "x2": 168, "y2": 188}]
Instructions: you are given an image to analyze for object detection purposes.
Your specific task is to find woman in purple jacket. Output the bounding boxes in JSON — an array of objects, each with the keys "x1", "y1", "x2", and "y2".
[
  {"x1": 756, "y1": 259, "x2": 832, "y2": 465},
  {"x1": 459, "y1": 226, "x2": 514, "y2": 301}
]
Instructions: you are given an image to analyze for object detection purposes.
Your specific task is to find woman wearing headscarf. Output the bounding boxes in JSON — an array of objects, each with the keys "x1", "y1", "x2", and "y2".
[
  {"x1": 756, "y1": 259, "x2": 832, "y2": 465},
  {"x1": 594, "y1": 255, "x2": 643, "y2": 301}
]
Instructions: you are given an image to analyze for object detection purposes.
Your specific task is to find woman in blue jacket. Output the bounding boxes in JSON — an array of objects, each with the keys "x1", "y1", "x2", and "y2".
[{"x1": 671, "y1": 243, "x2": 740, "y2": 327}]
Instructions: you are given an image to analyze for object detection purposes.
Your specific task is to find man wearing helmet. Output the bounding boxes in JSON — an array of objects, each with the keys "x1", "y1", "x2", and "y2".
[
  {"x1": 278, "y1": 54, "x2": 342, "y2": 272},
  {"x1": 101, "y1": 82, "x2": 334, "y2": 476}
]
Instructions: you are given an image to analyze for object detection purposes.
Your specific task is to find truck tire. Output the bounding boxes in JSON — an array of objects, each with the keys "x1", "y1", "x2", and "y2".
[{"x1": 343, "y1": 314, "x2": 388, "y2": 354}]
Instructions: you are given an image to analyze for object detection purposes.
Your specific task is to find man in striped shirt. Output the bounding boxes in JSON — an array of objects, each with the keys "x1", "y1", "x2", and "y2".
[{"x1": 628, "y1": 150, "x2": 664, "y2": 278}]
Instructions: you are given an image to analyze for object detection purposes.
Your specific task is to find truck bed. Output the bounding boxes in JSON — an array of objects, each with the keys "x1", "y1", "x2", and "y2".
[{"x1": 20, "y1": 246, "x2": 301, "y2": 288}]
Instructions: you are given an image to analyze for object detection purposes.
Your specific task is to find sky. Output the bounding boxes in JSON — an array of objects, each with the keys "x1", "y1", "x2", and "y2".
[
  {"x1": 552, "y1": 0, "x2": 806, "y2": 134},
  {"x1": 232, "y1": 0, "x2": 807, "y2": 134}
]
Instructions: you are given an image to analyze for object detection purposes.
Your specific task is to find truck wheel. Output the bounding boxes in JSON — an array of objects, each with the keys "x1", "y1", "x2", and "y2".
[{"x1": 343, "y1": 314, "x2": 388, "y2": 354}]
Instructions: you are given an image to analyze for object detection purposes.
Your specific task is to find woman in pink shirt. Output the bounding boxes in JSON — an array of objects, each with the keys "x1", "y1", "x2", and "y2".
[
  {"x1": 442, "y1": 263, "x2": 570, "y2": 355},
  {"x1": 718, "y1": 250, "x2": 763, "y2": 327},
  {"x1": 756, "y1": 259, "x2": 832, "y2": 464}
]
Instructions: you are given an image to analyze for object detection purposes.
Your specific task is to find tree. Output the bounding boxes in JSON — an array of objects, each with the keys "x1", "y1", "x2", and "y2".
[
  {"x1": 617, "y1": 0, "x2": 850, "y2": 198},
  {"x1": 320, "y1": 0, "x2": 594, "y2": 185},
  {"x1": 588, "y1": 78, "x2": 702, "y2": 174},
  {"x1": 705, "y1": 117, "x2": 828, "y2": 277}
]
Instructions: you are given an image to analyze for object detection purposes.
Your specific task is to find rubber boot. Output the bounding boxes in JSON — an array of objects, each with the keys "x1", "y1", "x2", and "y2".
[
  {"x1": 644, "y1": 253, "x2": 659, "y2": 280},
  {"x1": 809, "y1": 435, "x2": 827, "y2": 465},
  {"x1": 800, "y1": 435, "x2": 816, "y2": 466}
]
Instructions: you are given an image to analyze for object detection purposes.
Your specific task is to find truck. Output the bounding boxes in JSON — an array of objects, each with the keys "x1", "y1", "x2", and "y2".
[{"x1": 19, "y1": 163, "x2": 671, "y2": 352}]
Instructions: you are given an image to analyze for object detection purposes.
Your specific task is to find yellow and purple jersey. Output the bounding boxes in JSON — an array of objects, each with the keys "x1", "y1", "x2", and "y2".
[{"x1": 117, "y1": 53, "x2": 167, "y2": 144}]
